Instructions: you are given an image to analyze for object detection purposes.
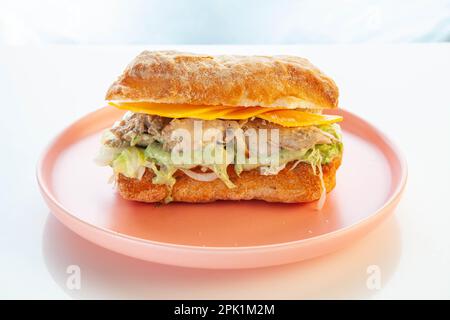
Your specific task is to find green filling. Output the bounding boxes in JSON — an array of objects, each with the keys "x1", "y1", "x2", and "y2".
[
  {"x1": 146, "y1": 162, "x2": 177, "y2": 203},
  {"x1": 111, "y1": 147, "x2": 147, "y2": 179}
]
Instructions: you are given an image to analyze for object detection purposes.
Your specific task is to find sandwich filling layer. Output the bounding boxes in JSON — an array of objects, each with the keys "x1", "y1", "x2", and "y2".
[{"x1": 97, "y1": 111, "x2": 343, "y2": 202}]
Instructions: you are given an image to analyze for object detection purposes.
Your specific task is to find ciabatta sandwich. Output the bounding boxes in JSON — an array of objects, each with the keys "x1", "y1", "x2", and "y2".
[{"x1": 96, "y1": 51, "x2": 343, "y2": 204}]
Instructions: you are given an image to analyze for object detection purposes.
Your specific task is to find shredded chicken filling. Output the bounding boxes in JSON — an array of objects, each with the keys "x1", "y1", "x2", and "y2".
[{"x1": 105, "y1": 112, "x2": 337, "y2": 151}]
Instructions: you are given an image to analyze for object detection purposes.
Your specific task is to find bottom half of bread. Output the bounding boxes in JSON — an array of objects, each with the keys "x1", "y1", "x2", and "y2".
[{"x1": 117, "y1": 155, "x2": 342, "y2": 203}]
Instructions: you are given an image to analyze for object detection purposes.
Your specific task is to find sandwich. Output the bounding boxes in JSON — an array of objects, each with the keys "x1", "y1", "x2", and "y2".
[{"x1": 96, "y1": 51, "x2": 343, "y2": 204}]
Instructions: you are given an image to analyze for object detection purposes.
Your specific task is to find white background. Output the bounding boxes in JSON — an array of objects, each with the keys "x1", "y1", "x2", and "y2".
[{"x1": 0, "y1": 44, "x2": 449, "y2": 299}]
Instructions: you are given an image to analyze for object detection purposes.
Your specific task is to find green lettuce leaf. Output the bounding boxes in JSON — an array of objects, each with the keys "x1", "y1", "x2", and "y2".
[{"x1": 111, "y1": 147, "x2": 147, "y2": 179}]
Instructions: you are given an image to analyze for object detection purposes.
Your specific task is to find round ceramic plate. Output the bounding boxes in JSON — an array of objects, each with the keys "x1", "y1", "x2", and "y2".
[{"x1": 37, "y1": 107, "x2": 407, "y2": 269}]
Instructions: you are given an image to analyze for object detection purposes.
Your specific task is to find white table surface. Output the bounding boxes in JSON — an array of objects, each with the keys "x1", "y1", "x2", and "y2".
[{"x1": 0, "y1": 44, "x2": 449, "y2": 299}]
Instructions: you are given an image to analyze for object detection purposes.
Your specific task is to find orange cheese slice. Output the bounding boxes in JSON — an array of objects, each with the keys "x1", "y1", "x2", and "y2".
[
  {"x1": 218, "y1": 106, "x2": 283, "y2": 120},
  {"x1": 110, "y1": 101, "x2": 226, "y2": 119},
  {"x1": 258, "y1": 110, "x2": 343, "y2": 127},
  {"x1": 109, "y1": 102, "x2": 342, "y2": 127}
]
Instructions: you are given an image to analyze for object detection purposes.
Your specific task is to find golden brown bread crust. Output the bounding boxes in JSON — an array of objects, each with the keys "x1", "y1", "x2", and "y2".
[
  {"x1": 106, "y1": 51, "x2": 339, "y2": 110},
  {"x1": 116, "y1": 155, "x2": 342, "y2": 203}
]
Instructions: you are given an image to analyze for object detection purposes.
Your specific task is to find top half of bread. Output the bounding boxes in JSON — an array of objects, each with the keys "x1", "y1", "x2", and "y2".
[{"x1": 105, "y1": 51, "x2": 339, "y2": 110}]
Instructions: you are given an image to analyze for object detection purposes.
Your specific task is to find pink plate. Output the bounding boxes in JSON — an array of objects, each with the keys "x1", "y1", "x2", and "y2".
[{"x1": 37, "y1": 107, "x2": 407, "y2": 269}]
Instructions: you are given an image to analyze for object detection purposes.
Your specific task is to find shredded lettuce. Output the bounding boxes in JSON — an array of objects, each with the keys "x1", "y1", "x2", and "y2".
[
  {"x1": 144, "y1": 142, "x2": 236, "y2": 188},
  {"x1": 234, "y1": 163, "x2": 243, "y2": 177},
  {"x1": 211, "y1": 145, "x2": 235, "y2": 188},
  {"x1": 212, "y1": 164, "x2": 235, "y2": 188},
  {"x1": 106, "y1": 141, "x2": 341, "y2": 188},
  {"x1": 99, "y1": 125, "x2": 343, "y2": 197},
  {"x1": 319, "y1": 123, "x2": 342, "y2": 139},
  {"x1": 146, "y1": 162, "x2": 177, "y2": 187},
  {"x1": 305, "y1": 148, "x2": 323, "y2": 175},
  {"x1": 144, "y1": 144, "x2": 178, "y2": 202},
  {"x1": 316, "y1": 143, "x2": 342, "y2": 163},
  {"x1": 111, "y1": 147, "x2": 147, "y2": 179},
  {"x1": 146, "y1": 161, "x2": 177, "y2": 203},
  {"x1": 144, "y1": 142, "x2": 173, "y2": 166}
]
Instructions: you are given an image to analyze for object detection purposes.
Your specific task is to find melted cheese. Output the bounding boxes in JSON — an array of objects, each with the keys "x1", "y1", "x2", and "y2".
[
  {"x1": 258, "y1": 109, "x2": 343, "y2": 127},
  {"x1": 109, "y1": 102, "x2": 343, "y2": 127}
]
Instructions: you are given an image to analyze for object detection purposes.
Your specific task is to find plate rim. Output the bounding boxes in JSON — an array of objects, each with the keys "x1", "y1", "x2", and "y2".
[{"x1": 36, "y1": 107, "x2": 408, "y2": 253}]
